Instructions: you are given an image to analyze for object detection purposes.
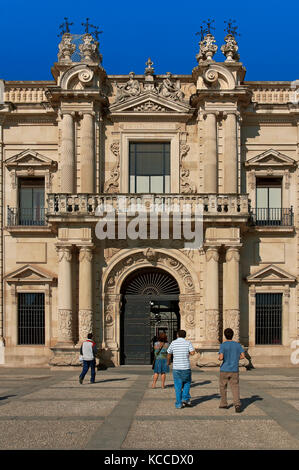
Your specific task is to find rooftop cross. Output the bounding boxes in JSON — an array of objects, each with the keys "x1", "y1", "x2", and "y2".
[
  {"x1": 82, "y1": 18, "x2": 96, "y2": 34},
  {"x1": 224, "y1": 19, "x2": 240, "y2": 37},
  {"x1": 203, "y1": 18, "x2": 215, "y2": 34},
  {"x1": 92, "y1": 26, "x2": 103, "y2": 41},
  {"x1": 58, "y1": 17, "x2": 73, "y2": 36},
  {"x1": 196, "y1": 25, "x2": 208, "y2": 41}
]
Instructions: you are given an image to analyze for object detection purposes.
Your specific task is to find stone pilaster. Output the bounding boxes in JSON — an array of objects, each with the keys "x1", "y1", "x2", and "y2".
[
  {"x1": 223, "y1": 245, "x2": 241, "y2": 341},
  {"x1": 60, "y1": 112, "x2": 75, "y2": 193},
  {"x1": 205, "y1": 246, "x2": 220, "y2": 345},
  {"x1": 80, "y1": 112, "x2": 95, "y2": 193},
  {"x1": 204, "y1": 113, "x2": 217, "y2": 193},
  {"x1": 78, "y1": 245, "x2": 94, "y2": 342},
  {"x1": 56, "y1": 245, "x2": 74, "y2": 345},
  {"x1": 224, "y1": 112, "x2": 237, "y2": 193}
]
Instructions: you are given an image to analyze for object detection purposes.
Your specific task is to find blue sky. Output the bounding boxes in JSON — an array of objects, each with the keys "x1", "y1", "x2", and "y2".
[{"x1": 0, "y1": 0, "x2": 298, "y2": 81}]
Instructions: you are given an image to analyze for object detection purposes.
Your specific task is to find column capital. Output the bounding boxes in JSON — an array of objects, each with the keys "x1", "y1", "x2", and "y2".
[
  {"x1": 55, "y1": 244, "x2": 73, "y2": 262},
  {"x1": 78, "y1": 244, "x2": 94, "y2": 262},
  {"x1": 225, "y1": 244, "x2": 242, "y2": 262},
  {"x1": 205, "y1": 245, "x2": 220, "y2": 262}
]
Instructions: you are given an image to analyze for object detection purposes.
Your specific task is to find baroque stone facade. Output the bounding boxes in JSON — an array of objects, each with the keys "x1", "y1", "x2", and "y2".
[{"x1": 0, "y1": 29, "x2": 298, "y2": 368}]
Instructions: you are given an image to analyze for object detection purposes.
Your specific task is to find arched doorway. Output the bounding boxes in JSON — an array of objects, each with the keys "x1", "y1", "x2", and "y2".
[{"x1": 120, "y1": 268, "x2": 180, "y2": 365}]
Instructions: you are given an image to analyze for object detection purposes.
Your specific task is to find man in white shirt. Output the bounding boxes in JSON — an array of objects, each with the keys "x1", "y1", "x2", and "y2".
[
  {"x1": 79, "y1": 333, "x2": 97, "y2": 384},
  {"x1": 167, "y1": 330, "x2": 195, "y2": 409}
]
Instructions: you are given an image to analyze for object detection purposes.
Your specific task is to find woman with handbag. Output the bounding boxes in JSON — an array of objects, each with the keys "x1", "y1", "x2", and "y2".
[{"x1": 151, "y1": 332, "x2": 170, "y2": 389}]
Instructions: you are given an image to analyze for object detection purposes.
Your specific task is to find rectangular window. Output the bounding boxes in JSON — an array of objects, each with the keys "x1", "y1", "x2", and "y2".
[
  {"x1": 18, "y1": 293, "x2": 45, "y2": 345},
  {"x1": 255, "y1": 293, "x2": 282, "y2": 345},
  {"x1": 129, "y1": 142, "x2": 170, "y2": 193},
  {"x1": 18, "y1": 178, "x2": 45, "y2": 225},
  {"x1": 256, "y1": 178, "x2": 282, "y2": 225}
]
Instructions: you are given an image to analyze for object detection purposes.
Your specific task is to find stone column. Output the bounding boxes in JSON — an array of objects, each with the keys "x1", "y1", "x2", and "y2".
[
  {"x1": 204, "y1": 113, "x2": 217, "y2": 193},
  {"x1": 56, "y1": 245, "x2": 74, "y2": 344},
  {"x1": 223, "y1": 245, "x2": 241, "y2": 341},
  {"x1": 60, "y1": 112, "x2": 75, "y2": 193},
  {"x1": 78, "y1": 245, "x2": 94, "y2": 342},
  {"x1": 80, "y1": 112, "x2": 95, "y2": 193},
  {"x1": 224, "y1": 112, "x2": 237, "y2": 193},
  {"x1": 205, "y1": 246, "x2": 220, "y2": 345}
]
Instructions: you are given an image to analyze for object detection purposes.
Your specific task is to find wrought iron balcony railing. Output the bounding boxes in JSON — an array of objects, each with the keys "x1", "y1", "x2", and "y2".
[
  {"x1": 249, "y1": 207, "x2": 294, "y2": 227},
  {"x1": 46, "y1": 193, "x2": 250, "y2": 217},
  {"x1": 7, "y1": 207, "x2": 46, "y2": 226}
]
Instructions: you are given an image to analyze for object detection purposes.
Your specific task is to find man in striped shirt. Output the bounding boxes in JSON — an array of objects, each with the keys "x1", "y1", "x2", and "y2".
[{"x1": 167, "y1": 330, "x2": 195, "y2": 409}]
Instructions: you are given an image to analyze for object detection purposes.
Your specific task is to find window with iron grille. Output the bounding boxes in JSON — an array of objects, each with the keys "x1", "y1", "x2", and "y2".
[
  {"x1": 18, "y1": 293, "x2": 45, "y2": 345},
  {"x1": 18, "y1": 178, "x2": 45, "y2": 226},
  {"x1": 255, "y1": 293, "x2": 282, "y2": 345}
]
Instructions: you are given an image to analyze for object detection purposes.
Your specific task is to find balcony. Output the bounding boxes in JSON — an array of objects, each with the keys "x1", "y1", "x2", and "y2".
[
  {"x1": 7, "y1": 207, "x2": 46, "y2": 226},
  {"x1": 249, "y1": 208, "x2": 294, "y2": 229},
  {"x1": 46, "y1": 193, "x2": 250, "y2": 224}
]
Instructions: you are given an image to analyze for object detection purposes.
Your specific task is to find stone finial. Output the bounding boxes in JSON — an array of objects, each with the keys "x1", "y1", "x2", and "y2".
[
  {"x1": 58, "y1": 33, "x2": 76, "y2": 63},
  {"x1": 196, "y1": 33, "x2": 218, "y2": 62},
  {"x1": 221, "y1": 20, "x2": 240, "y2": 62},
  {"x1": 79, "y1": 33, "x2": 102, "y2": 64},
  {"x1": 221, "y1": 34, "x2": 240, "y2": 62}
]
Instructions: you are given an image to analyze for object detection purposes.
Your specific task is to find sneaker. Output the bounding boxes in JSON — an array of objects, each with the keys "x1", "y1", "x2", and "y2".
[
  {"x1": 79, "y1": 377, "x2": 83, "y2": 384},
  {"x1": 182, "y1": 400, "x2": 192, "y2": 407},
  {"x1": 235, "y1": 406, "x2": 242, "y2": 413}
]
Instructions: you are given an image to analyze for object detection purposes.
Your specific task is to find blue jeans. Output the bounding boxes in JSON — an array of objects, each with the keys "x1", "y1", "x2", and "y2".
[
  {"x1": 79, "y1": 360, "x2": 96, "y2": 383},
  {"x1": 173, "y1": 369, "x2": 192, "y2": 408}
]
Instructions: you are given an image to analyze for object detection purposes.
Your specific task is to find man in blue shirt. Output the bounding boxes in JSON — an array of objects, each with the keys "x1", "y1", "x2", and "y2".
[{"x1": 218, "y1": 328, "x2": 245, "y2": 413}]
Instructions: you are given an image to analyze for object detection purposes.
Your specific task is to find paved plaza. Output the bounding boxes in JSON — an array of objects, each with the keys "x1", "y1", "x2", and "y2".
[{"x1": 0, "y1": 365, "x2": 298, "y2": 450}]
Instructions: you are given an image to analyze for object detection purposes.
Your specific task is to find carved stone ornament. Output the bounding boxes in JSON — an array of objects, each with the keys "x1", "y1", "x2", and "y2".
[
  {"x1": 105, "y1": 251, "x2": 196, "y2": 294},
  {"x1": 205, "y1": 247, "x2": 219, "y2": 263},
  {"x1": 104, "y1": 142, "x2": 120, "y2": 193},
  {"x1": 221, "y1": 34, "x2": 240, "y2": 62},
  {"x1": 79, "y1": 309, "x2": 93, "y2": 341},
  {"x1": 204, "y1": 69, "x2": 219, "y2": 85},
  {"x1": 78, "y1": 68, "x2": 94, "y2": 85},
  {"x1": 205, "y1": 309, "x2": 219, "y2": 342},
  {"x1": 180, "y1": 143, "x2": 197, "y2": 194},
  {"x1": 58, "y1": 309, "x2": 73, "y2": 341},
  {"x1": 56, "y1": 246, "x2": 72, "y2": 263},
  {"x1": 143, "y1": 248, "x2": 157, "y2": 262},
  {"x1": 115, "y1": 72, "x2": 141, "y2": 103},
  {"x1": 196, "y1": 33, "x2": 218, "y2": 62},
  {"x1": 224, "y1": 309, "x2": 240, "y2": 341},
  {"x1": 226, "y1": 247, "x2": 240, "y2": 263},
  {"x1": 157, "y1": 72, "x2": 185, "y2": 102},
  {"x1": 58, "y1": 33, "x2": 76, "y2": 63}
]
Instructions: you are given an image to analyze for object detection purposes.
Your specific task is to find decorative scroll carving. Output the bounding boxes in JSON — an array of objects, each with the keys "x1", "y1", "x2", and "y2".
[
  {"x1": 58, "y1": 309, "x2": 73, "y2": 341},
  {"x1": 180, "y1": 143, "x2": 197, "y2": 194},
  {"x1": 205, "y1": 247, "x2": 219, "y2": 263},
  {"x1": 105, "y1": 251, "x2": 196, "y2": 294},
  {"x1": 79, "y1": 246, "x2": 93, "y2": 263},
  {"x1": 104, "y1": 142, "x2": 120, "y2": 193},
  {"x1": 224, "y1": 309, "x2": 240, "y2": 341},
  {"x1": 79, "y1": 309, "x2": 93, "y2": 341},
  {"x1": 205, "y1": 309, "x2": 220, "y2": 342},
  {"x1": 226, "y1": 247, "x2": 240, "y2": 262},
  {"x1": 56, "y1": 246, "x2": 72, "y2": 262}
]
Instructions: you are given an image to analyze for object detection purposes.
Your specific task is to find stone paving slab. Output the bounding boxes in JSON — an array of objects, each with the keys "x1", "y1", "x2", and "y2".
[
  {"x1": 21, "y1": 388, "x2": 128, "y2": 400},
  {"x1": 0, "y1": 400, "x2": 117, "y2": 417},
  {"x1": 121, "y1": 419, "x2": 299, "y2": 450},
  {"x1": 0, "y1": 419, "x2": 103, "y2": 450}
]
